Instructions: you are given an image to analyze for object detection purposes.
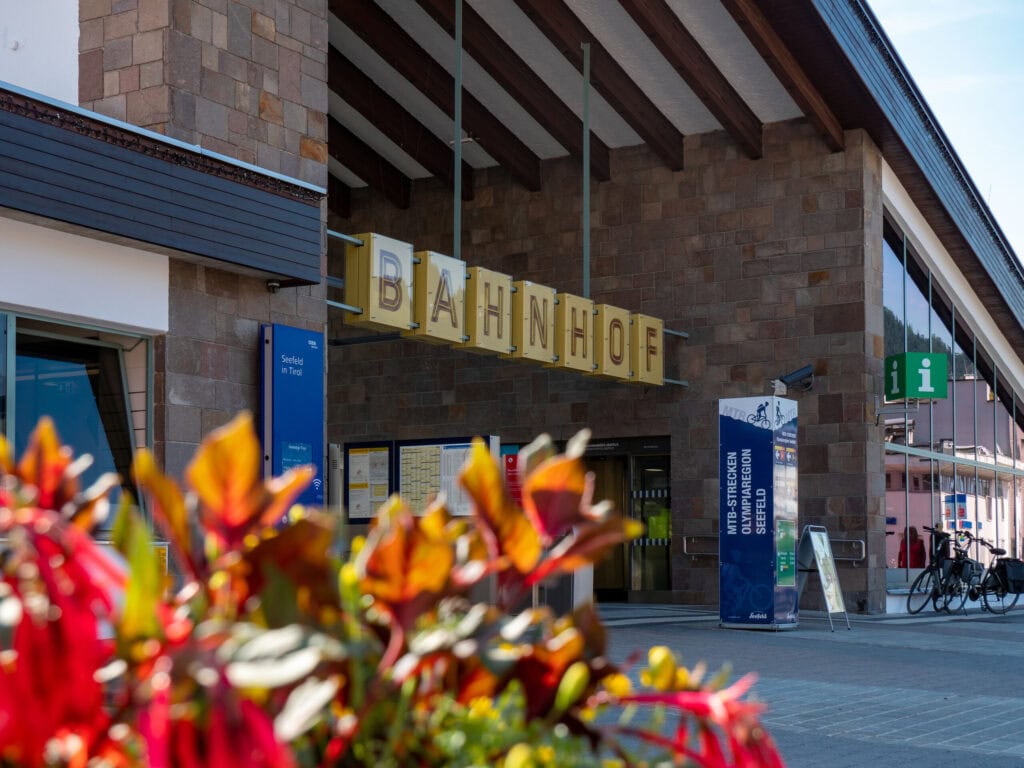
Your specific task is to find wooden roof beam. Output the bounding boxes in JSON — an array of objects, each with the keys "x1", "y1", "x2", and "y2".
[
  {"x1": 329, "y1": 45, "x2": 474, "y2": 200},
  {"x1": 721, "y1": 0, "x2": 845, "y2": 152},
  {"x1": 414, "y1": 0, "x2": 610, "y2": 182},
  {"x1": 330, "y1": 0, "x2": 541, "y2": 191},
  {"x1": 620, "y1": 0, "x2": 762, "y2": 159},
  {"x1": 328, "y1": 116, "x2": 411, "y2": 210},
  {"x1": 514, "y1": 0, "x2": 684, "y2": 171}
]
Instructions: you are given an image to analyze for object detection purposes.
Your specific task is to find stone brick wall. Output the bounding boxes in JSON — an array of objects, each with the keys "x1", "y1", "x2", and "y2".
[
  {"x1": 332, "y1": 120, "x2": 889, "y2": 612},
  {"x1": 157, "y1": 261, "x2": 325, "y2": 480},
  {"x1": 79, "y1": 0, "x2": 328, "y2": 189}
]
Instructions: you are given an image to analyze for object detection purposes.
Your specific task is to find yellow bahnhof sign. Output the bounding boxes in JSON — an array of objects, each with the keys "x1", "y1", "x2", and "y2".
[{"x1": 345, "y1": 233, "x2": 664, "y2": 385}]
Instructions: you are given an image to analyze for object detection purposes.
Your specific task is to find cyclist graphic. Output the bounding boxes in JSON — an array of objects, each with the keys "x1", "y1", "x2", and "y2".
[
  {"x1": 746, "y1": 401, "x2": 772, "y2": 428},
  {"x1": 756, "y1": 400, "x2": 768, "y2": 423},
  {"x1": 775, "y1": 401, "x2": 783, "y2": 427}
]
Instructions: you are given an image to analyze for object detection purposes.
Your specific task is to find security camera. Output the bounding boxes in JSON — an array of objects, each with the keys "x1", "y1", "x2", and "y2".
[
  {"x1": 779, "y1": 365, "x2": 814, "y2": 387},
  {"x1": 771, "y1": 365, "x2": 814, "y2": 396}
]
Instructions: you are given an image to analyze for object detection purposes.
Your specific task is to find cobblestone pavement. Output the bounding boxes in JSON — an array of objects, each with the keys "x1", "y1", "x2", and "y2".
[{"x1": 600, "y1": 604, "x2": 1024, "y2": 767}]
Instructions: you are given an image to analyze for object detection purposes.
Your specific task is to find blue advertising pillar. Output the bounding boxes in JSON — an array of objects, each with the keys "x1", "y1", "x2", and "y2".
[
  {"x1": 260, "y1": 324, "x2": 325, "y2": 508},
  {"x1": 718, "y1": 397, "x2": 798, "y2": 629}
]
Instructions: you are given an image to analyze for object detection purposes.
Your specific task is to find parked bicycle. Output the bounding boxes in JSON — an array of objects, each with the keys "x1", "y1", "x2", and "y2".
[
  {"x1": 934, "y1": 532, "x2": 980, "y2": 614},
  {"x1": 914, "y1": 528, "x2": 1024, "y2": 615},
  {"x1": 969, "y1": 533, "x2": 1022, "y2": 614},
  {"x1": 906, "y1": 526, "x2": 953, "y2": 614}
]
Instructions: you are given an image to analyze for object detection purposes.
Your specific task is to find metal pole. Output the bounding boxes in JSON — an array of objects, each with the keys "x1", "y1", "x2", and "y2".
[
  {"x1": 582, "y1": 42, "x2": 591, "y2": 299},
  {"x1": 453, "y1": 0, "x2": 463, "y2": 261}
]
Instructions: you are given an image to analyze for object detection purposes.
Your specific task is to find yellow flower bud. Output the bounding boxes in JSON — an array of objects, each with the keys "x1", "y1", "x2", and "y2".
[
  {"x1": 602, "y1": 672, "x2": 632, "y2": 697},
  {"x1": 554, "y1": 661, "x2": 591, "y2": 714},
  {"x1": 646, "y1": 646, "x2": 677, "y2": 691},
  {"x1": 504, "y1": 743, "x2": 535, "y2": 768}
]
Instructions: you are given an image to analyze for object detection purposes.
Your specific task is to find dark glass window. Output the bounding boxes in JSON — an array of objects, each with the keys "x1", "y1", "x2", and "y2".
[{"x1": 15, "y1": 332, "x2": 136, "y2": 515}]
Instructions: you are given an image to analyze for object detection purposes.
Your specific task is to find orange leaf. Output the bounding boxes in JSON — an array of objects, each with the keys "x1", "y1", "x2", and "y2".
[
  {"x1": 16, "y1": 416, "x2": 77, "y2": 510},
  {"x1": 459, "y1": 438, "x2": 540, "y2": 574},
  {"x1": 521, "y1": 453, "x2": 590, "y2": 546},
  {"x1": 133, "y1": 450, "x2": 189, "y2": 552},
  {"x1": 528, "y1": 515, "x2": 644, "y2": 586},
  {"x1": 359, "y1": 496, "x2": 454, "y2": 611},
  {"x1": 0, "y1": 433, "x2": 11, "y2": 474},
  {"x1": 186, "y1": 413, "x2": 263, "y2": 531}
]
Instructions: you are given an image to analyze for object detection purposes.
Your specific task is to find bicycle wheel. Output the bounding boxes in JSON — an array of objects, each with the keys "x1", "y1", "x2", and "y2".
[
  {"x1": 907, "y1": 568, "x2": 938, "y2": 614},
  {"x1": 981, "y1": 572, "x2": 1021, "y2": 614},
  {"x1": 940, "y1": 574, "x2": 969, "y2": 613}
]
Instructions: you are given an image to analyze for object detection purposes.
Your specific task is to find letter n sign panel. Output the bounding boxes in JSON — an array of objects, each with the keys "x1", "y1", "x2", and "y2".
[{"x1": 885, "y1": 353, "x2": 948, "y2": 400}]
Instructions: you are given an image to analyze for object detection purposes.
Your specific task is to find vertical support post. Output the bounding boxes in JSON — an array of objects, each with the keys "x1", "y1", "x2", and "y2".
[
  {"x1": 582, "y1": 42, "x2": 591, "y2": 299},
  {"x1": 453, "y1": 0, "x2": 463, "y2": 261}
]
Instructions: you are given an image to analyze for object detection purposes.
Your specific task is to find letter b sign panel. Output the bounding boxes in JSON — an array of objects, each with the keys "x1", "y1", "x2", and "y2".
[{"x1": 885, "y1": 352, "x2": 947, "y2": 400}]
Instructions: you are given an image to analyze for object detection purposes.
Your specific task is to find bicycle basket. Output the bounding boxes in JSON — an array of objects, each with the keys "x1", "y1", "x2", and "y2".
[{"x1": 998, "y1": 558, "x2": 1024, "y2": 594}]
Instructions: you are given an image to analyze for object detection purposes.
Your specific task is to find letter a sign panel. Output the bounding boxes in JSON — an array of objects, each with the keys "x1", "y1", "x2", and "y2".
[{"x1": 884, "y1": 352, "x2": 948, "y2": 400}]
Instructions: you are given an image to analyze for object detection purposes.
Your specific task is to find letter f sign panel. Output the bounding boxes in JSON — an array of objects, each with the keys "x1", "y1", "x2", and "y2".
[{"x1": 884, "y1": 352, "x2": 948, "y2": 400}]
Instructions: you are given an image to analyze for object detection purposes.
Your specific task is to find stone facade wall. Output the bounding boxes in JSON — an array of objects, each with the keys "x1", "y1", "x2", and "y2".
[
  {"x1": 79, "y1": 0, "x2": 328, "y2": 189},
  {"x1": 157, "y1": 261, "x2": 325, "y2": 480},
  {"x1": 332, "y1": 121, "x2": 889, "y2": 612},
  {"x1": 79, "y1": 0, "x2": 329, "y2": 479}
]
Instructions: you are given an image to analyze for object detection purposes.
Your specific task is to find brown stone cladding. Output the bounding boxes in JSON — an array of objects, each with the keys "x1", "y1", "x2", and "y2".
[
  {"x1": 331, "y1": 120, "x2": 889, "y2": 612},
  {"x1": 79, "y1": 0, "x2": 328, "y2": 189},
  {"x1": 159, "y1": 260, "x2": 325, "y2": 481}
]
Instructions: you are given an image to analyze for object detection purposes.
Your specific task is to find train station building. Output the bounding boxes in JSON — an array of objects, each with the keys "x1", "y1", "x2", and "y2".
[{"x1": 1, "y1": 0, "x2": 1022, "y2": 613}]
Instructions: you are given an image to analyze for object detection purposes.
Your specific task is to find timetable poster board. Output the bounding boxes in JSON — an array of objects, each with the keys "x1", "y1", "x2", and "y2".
[
  {"x1": 344, "y1": 442, "x2": 393, "y2": 521},
  {"x1": 396, "y1": 436, "x2": 500, "y2": 517},
  {"x1": 260, "y1": 324, "x2": 325, "y2": 508},
  {"x1": 719, "y1": 396, "x2": 798, "y2": 629}
]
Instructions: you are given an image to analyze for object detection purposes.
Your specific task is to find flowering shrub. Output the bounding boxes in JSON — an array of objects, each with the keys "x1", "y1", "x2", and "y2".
[{"x1": 0, "y1": 414, "x2": 783, "y2": 767}]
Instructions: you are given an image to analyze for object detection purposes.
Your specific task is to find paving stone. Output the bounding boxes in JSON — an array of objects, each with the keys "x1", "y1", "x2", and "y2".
[{"x1": 602, "y1": 604, "x2": 1024, "y2": 767}]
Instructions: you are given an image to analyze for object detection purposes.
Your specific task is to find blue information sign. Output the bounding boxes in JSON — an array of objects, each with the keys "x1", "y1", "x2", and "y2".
[
  {"x1": 260, "y1": 324, "x2": 325, "y2": 507},
  {"x1": 719, "y1": 397, "x2": 798, "y2": 629}
]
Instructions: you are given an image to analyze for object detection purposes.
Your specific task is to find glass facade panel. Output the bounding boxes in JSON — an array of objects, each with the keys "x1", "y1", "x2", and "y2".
[
  {"x1": 905, "y1": 251, "x2": 931, "y2": 354},
  {"x1": 15, "y1": 332, "x2": 134, "y2": 510},
  {"x1": 882, "y1": 225, "x2": 905, "y2": 360},
  {"x1": 882, "y1": 215, "x2": 1024, "y2": 576},
  {"x1": 976, "y1": 349, "x2": 996, "y2": 456},
  {"x1": 2, "y1": 317, "x2": 151, "y2": 527}
]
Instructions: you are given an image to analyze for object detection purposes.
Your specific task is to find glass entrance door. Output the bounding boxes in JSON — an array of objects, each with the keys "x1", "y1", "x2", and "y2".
[
  {"x1": 590, "y1": 455, "x2": 629, "y2": 601},
  {"x1": 630, "y1": 454, "x2": 671, "y2": 591},
  {"x1": 588, "y1": 447, "x2": 672, "y2": 600}
]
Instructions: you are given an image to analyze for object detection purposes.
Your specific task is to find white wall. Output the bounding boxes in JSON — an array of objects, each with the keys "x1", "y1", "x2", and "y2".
[
  {"x1": 0, "y1": 215, "x2": 168, "y2": 334},
  {"x1": 0, "y1": 1, "x2": 78, "y2": 104}
]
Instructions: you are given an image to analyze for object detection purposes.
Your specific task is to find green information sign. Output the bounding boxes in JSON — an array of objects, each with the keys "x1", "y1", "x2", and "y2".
[
  {"x1": 776, "y1": 519, "x2": 796, "y2": 587},
  {"x1": 884, "y1": 352, "x2": 947, "y2": 400}
]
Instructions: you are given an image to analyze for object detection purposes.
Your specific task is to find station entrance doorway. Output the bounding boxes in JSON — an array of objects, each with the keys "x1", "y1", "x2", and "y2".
[{"x1": 587, "y1": 437, "x2": 672, "y2": 602}]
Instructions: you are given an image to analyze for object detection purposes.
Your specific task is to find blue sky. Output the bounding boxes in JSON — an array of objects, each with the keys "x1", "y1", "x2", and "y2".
[{"x1": 869, "y1": 0, "x2": 1024, "y2": 260}]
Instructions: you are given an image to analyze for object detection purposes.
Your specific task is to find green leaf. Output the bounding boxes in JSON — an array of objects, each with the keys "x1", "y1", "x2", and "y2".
[
  {"x1": 113, "y1": 501, "x2": 162, "y2": 640},
  {"x1": 259, "y1": 563, "x2": 304, "y2": 628}
]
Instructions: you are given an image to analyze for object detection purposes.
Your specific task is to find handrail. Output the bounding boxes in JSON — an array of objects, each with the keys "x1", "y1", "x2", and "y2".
[
  {"x1": 681, "y1": 534, "x2": 718, "y2": 557},
  {"x1": 679, "y1": 533, "x2": 865, "y2": 562},
  {"x1": 830, "y1": 538, "x2": 866, "y2": 563}
]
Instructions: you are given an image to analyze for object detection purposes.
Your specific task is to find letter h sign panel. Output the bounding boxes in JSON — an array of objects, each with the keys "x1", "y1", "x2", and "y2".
[{"x1": 884, "y1": 352, "x2": 948, "y2": 400}]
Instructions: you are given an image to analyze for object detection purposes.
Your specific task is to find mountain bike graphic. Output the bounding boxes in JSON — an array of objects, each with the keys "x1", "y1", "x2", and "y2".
[{"x1": 746, "y1": 401, "x2": 771, "y2": 428}]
